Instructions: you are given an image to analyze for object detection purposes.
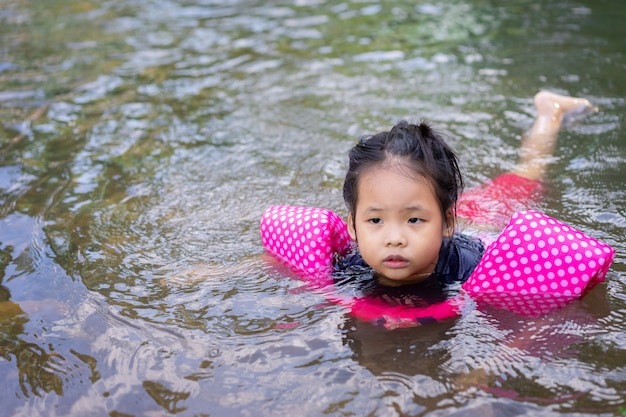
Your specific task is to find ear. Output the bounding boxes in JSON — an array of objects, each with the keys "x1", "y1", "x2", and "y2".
[
  {"x1": 347, "y1": 212, "x2": 357, "y2": 241},
  {"x1": 443, "y1": 209, "x2": 455, "y2": 238}
]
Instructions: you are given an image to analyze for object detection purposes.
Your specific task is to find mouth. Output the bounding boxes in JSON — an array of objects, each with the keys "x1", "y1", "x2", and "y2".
[{"x1": 382, "y1": 255, "x2": 409, "y2": 268}]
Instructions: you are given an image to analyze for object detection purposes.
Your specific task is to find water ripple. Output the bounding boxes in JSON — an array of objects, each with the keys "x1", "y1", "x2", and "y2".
[{"x1": 1, "y1": 0, "x2": 625, "y2": 415}]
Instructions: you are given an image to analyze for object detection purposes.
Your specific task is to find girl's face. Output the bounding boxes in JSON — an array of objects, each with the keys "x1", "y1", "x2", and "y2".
[{"x1": 348, "y1": 164, "x2": 452, "y2": 286}]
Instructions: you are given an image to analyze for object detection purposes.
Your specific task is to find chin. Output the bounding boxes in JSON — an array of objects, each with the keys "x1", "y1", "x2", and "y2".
[{"x1": 376, "y1": 273, "x2": 426, "y2": 287}]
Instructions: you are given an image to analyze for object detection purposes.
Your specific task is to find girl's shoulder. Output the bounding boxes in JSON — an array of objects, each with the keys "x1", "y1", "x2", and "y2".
[
  {"x1": 450, "y1": 233, "x2": 485, "y2": 252},
  {"x1": 433, "y1": 233, "x2": 485, "y2": 285},
  {"x1": 333, "y1": 243, "x2": 367, "y2": 272}
]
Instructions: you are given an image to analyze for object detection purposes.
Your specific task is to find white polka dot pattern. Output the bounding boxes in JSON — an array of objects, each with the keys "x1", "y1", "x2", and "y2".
[
  {"x1": 260, "y1": 205, "x2": 352, "y2": 286},
  {"x1": 463, "y1": 210, "x2": 615, "y2": 317}
]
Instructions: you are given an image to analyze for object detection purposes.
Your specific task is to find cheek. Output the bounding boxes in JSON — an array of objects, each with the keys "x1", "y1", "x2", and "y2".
[
  {"x1": 358, "y1": 242, "x2": 377, "y2": 265},
  {"x1": 354, "y1": 233, "x2": 373, "y2": 251}
]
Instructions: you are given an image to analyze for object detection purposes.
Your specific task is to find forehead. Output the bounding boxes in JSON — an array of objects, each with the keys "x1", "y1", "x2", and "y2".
[
  {"x1": 359, "y1": 160, "x2": 431, "y2": 189},
  {"x1": 357, "y1": 163, "x2": 436, "y2": 202}
]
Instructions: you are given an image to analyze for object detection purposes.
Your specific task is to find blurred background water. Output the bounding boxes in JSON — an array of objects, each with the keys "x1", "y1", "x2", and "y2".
[{"x1": 0, "y1": 0, "x2": 625, "y2": 416}]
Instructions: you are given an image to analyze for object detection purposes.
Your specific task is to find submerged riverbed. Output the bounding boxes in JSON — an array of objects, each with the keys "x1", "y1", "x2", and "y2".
[{"x1": 1, "y1": 0, "x2": 625, "y2": 416}]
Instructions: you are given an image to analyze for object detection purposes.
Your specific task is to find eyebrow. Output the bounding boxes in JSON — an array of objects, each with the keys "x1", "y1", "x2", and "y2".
[{"x1": 363, "y1": 205, "x2": 430, "y2": 214}]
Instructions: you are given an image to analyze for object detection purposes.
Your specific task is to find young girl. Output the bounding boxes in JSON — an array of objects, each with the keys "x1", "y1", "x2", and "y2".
[
  {"x1": 338, "y1": 91, "x2": 596, "y2": 288},
  {"x1": 261, "y1": 91, "x2": 609, "y2": 328}
]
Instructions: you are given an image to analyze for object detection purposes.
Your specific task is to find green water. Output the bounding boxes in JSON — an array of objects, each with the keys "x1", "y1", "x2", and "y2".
[{"x1": 1, "y1": 0, "x2": 625, "y2": 416}]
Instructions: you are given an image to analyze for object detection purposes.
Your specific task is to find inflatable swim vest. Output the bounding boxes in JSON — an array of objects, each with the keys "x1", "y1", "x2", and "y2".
[{"x1": 260, "y1": 205, "x2": 615, "y2": 329}]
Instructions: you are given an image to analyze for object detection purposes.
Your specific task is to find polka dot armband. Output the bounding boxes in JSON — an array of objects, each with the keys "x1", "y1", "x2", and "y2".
[
  {"x1": 260, "y1": 205, "x2": 352, "y2": 288},
  {"x1": 463, "y1": 210, "x2": 615, "y2": 317}
]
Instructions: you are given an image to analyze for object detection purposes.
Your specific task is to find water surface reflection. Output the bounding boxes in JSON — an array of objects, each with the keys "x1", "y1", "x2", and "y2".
[{"x1": 1, "y1": 0, "x2": 625, "y2": 415}]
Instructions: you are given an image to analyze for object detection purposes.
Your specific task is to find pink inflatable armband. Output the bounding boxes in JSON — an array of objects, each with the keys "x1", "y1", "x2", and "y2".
[
  {"x1": 463, "y1": 210, "x2": 615, "y2": 316},
  {"x1": 260, "y1": 205, "x2": 352, "y2": 288}
]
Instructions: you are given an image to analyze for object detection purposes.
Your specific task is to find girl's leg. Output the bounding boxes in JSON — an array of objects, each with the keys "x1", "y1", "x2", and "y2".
[
  {"x1": 457, "y1": 91, "x2": 596, "y2": 229},
  {"x1": 513, "y1": 91, "x2": 596, "y2": 181}
]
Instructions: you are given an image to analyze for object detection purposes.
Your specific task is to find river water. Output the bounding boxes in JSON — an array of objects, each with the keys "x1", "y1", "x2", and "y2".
[{"x1": 1, "y1": 0, "x2": 625, "y2": 416}]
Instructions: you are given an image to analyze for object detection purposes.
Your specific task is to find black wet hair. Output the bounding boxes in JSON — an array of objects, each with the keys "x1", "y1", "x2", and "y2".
[{"x1": 342, "y1": 120, "x2": 464, "y2": 230}]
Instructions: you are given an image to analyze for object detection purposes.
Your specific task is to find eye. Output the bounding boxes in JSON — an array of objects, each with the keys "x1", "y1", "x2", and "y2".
[
  {"x1": 368, "y1": 218, "x2": 382, "y2": 224},
  {"x1": 408, "y1": 217, "x2": 423, "y2": 224}
]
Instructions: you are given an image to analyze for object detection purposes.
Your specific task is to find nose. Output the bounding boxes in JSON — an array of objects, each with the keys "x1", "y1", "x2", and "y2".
[{"x1": 384, "y1": 227, "x2": 407, "y2": 247}]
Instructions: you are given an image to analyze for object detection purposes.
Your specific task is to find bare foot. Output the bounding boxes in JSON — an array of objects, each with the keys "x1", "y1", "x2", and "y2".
[{"x1": 534, "y1": 90, "x2": 597, "y2": 124}]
